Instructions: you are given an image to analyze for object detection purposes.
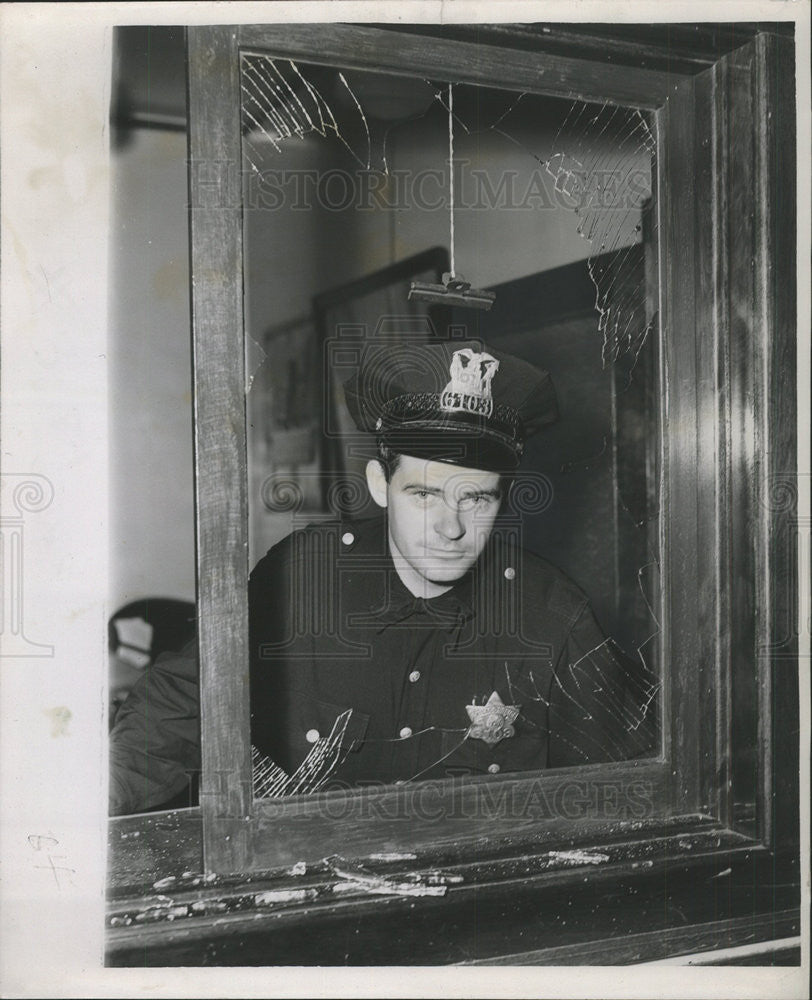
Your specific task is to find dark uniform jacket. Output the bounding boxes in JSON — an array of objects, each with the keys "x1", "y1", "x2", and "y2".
[{"x1": 110, "y1": 515, "x2": 654, "y2": 813}]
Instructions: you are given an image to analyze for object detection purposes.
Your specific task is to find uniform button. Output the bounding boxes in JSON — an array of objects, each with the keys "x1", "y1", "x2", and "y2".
[
  {"x1": 305, "y1": 729, "x2": 320, "y2": 744},
  {"x1": 341, "y1": 532, "x2": 355, "y2": 546},
  {"x1": 488, "y1": 763, "x2": 501, "y2": 774},
  {"x1": 504, "y1": 567, "x2": 516, "y2": 581},
  {"x1": 408, "y1": 670, "x2": 421, "y2": 683},
  {"x1": 399, "y1": 726, "x2": 413, "y2": 739}
]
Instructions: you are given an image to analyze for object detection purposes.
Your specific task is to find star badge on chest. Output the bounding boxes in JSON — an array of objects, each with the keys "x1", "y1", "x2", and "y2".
[{"x1": 466, "y1": 691, "x2": 521, "y2": 746}]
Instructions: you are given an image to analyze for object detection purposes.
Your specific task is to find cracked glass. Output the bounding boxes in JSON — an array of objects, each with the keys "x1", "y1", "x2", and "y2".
[{"x1": 241, "y1": 55, "x2": 661, "y2": 798}]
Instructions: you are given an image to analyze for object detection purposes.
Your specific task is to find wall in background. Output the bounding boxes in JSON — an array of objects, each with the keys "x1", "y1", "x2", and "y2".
[{"x1": 109, "y1": 127, "x2": 194, "y2": 612}]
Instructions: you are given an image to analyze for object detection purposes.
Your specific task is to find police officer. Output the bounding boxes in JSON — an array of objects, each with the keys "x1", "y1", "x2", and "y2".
[
  {"x1": 249, "y1": 338, "x2": 653, "y2": 793},
  {"x1": 110, "y1": 340, "x2": 653, "y2": 813}
]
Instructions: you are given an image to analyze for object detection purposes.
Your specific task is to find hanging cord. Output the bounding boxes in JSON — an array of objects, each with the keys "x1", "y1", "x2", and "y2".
[
  {"x1": 448, "y1": 82, "x2": 455, "y2": 278},
  {"x1": 407, "y1": 82, "x2": 493, "y2": 310}
]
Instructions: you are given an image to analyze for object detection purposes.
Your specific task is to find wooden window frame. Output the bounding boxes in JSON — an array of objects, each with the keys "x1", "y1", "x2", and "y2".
[{"x1": 107, "y1": 22, "x2": 799, "y2": 965}]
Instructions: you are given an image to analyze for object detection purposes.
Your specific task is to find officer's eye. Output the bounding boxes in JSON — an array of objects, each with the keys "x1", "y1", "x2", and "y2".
[{"x1": 458, "y1": 494, "x2": 493, "y2": 511}]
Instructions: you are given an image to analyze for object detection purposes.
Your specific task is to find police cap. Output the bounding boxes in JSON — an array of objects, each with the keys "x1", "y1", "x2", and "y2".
[{"x1": 343, "y1": 340, "x2": 558, "y2": 472}]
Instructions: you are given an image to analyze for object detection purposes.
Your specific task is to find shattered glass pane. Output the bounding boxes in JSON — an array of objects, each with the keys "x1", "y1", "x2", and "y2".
[
  {"x1": 252, "y1": 710, "x2": 353, "y2": 797},
  {"x1": 241, "y1": 55, "x2": 372, "y2": 170},
  {"x1": 241, "y1": 55, "x2": 661, "y2": 799},
  {"x1": 544, "y1": 103, "x2": 657, "y2": 369}
]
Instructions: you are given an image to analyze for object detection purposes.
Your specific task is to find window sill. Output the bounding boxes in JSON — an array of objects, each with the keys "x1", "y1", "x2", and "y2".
[{"x1": 107, "y1": 811, "x2": 799, "y2": 966}]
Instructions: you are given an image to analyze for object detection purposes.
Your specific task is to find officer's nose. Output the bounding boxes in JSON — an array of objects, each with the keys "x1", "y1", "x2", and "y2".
[{"x1": 434, "y1": 503, "x2": 465, "y2": 542}]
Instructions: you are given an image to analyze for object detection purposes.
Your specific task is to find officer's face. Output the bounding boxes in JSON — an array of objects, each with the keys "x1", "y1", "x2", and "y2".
[{"x1": 368, "y1": 454, "x2": 503, "y2": 597}]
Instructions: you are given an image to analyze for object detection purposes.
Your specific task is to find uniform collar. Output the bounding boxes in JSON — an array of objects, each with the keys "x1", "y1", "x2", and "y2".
[
  {"x1": 373, "y1": 566, "x2": 476, "y2": 630},
  {"x1": 343, "y1": 515, "x2": 475, "y2": 630}
]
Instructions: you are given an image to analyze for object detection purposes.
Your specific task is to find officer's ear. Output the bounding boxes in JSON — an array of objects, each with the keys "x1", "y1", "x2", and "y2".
[{"x1": 365, "y1": 459, "x2": 389, "y2": 508}]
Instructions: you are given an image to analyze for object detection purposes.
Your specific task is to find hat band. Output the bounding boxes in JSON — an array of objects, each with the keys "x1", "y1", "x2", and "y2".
[{"x1": 380, "y1": 392, "x2": 524, "y2": 443}]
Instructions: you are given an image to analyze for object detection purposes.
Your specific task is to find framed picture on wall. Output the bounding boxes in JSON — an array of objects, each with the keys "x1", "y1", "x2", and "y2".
[{"x1": 251, "y1": 314, "x2": 322, "y2": 514}]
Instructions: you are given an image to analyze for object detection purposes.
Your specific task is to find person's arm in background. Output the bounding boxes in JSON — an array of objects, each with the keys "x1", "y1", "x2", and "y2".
[
  {"x1": 108, "y1": 639, "x2": 200, "y2": 815},
  {"x1": 547, "y1": 601, "x2": 658, "y2": 767},
  {"x1": 107, "y1": 536, "x2": 296, "y2": 815}
]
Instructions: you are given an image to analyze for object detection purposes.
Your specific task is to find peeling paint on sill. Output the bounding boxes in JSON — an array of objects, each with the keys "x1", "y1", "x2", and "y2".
[
  {"x1": 324, "y1": 854, "x2": 459, "y2": 898},
  {"x1": 547, "y1": 849, "x2": 611, "y2": 866},
  {"x1": 332, "y1": 880, "x2": 447, "y2": 898},
  {"x1": 255, "y1": 888, "x2": 318, "y2": 906}
]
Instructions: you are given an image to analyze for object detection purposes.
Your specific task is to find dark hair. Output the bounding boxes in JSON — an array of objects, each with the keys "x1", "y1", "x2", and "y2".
[
  {"x1": 374, "y1": 440, "x2": 514, "y2": 506},
  {"x1": 375, "y1": 440, "x2": 402, "y2": 482}
]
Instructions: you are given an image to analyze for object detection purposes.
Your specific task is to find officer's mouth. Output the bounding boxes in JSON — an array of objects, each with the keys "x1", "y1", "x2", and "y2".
[{"x1": 424, "y1": 548, "x2": 467, "y2": 560}]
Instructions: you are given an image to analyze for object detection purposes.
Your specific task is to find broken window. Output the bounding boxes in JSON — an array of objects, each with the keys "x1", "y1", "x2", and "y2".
[{"x1": 240, "y1": 56, "x2": 661, "y2": 798}]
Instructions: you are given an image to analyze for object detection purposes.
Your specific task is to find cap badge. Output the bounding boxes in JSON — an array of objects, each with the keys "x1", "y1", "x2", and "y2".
[
  {"x1": 440, "y1": 349, "x2": 499, "y2": 419},
  {"x1": 465, "y1": 690, "x2": 520, "y2": 746}
]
